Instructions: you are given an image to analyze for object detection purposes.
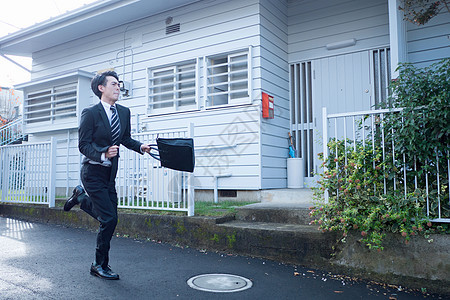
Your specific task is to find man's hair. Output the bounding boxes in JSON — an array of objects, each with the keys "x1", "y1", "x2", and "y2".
[{"x1": 91, "y1": 70, "x2": 119, "y2": 99}]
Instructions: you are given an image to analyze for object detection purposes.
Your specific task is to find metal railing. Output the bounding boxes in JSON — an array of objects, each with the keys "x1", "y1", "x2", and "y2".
[
  {"x1": 0, "y1": 117, "x2": 25, "y2": 146},
  {"x1": 0, "y1": 126, "x2": 195, "y2": 216},
  {"x1": 0, "y1": 137, "x2": 56, "y2": 206},
  {"x1": 322, "y1": 107, "x2": 449, "y2": 223},
  {"x1": 116, "y1": 124, "x2": 195, "y2": 216}
]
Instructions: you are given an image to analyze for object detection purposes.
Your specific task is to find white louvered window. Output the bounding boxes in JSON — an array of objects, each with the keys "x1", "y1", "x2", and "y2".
[
  {"x1": 148, "y1": 60, "x2": 197, "y2": 113},
  {"x1": 25, "y1": 82, "x2": 77, "y2": 124},
  {"x1": 147, "y1": 48, "x2": 252, "y2": 114},
  {"x1": 206, "y1": 51, "x2": 250, "y2": 107}
]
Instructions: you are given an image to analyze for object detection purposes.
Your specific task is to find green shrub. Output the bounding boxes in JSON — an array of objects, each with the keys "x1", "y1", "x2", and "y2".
[
  {"x1": 313, "y1": 140, "x2": 435, "y2": 251},
  {"x1": 383, "y1": 58, "x2": 449, "y2": 167},
  {"x1": 312, "y1": 58, "x2": 450, "y2": 251}
]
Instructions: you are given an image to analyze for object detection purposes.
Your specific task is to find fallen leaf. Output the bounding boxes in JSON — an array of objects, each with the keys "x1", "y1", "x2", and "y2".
[{"x1": 293, "y1": 272, "x2": 300, "y2": 276}]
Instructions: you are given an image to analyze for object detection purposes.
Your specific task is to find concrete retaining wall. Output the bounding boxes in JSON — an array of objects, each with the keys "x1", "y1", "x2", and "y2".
[
  {"x1": 0, "y1": 203, "x2": 448, "y2": 296},
  {"x1": 330, "y1": 233, "x2": 449, "y2": 295}
]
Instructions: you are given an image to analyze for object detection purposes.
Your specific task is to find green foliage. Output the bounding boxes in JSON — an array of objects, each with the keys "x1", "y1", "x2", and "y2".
[
  {"x1": 384, "y1": 59, "x2": 449, "y2": 217},
  {"x1": 226, "y1": 233, "x2": 237, "y2": 249},
  {"x1": 312, "y1": 59, "x2": 450, "y2": 251},
  {"x1": 384, "y1": 58, "x2": 449, "y2": 162},
  {"x1": 313, "y1": 140, "x2": 439, "y2": 251},
  {"x1": 210, "y1": 234, "x2": 220, "y2": 243},
  {"x1": 105, "y1": 200, "x2": 257, "y2": 217},
  {"x1": 399, "y1": 0, "x2": 450, "y2": 25},
  {"x1": 194, "y1": 201, "x2": 257, "y2": 217}
]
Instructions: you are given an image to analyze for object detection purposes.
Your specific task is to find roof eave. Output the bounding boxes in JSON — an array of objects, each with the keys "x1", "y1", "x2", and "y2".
[{"x1": 0, "y1": 0, "x2": 198, "y2": 56}]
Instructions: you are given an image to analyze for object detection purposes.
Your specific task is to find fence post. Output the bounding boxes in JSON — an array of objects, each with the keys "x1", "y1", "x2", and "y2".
[
  {"x1": 1, "y1": 147, "x2": 6, "y2": 202},
  {"x1": 48, "y1": 137, "x2": 56, "y2": 207},
  {"x1": 322, "y1": 107, "x2": 329, "y2": 203},
  {"x1": 187, "y1": 122, "x2": 195, "y2": 216}
]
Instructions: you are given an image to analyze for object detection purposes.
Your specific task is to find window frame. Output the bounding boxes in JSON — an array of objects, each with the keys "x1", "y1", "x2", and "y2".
[
  {"x1": 205, "y1": 48, "x2": 252, "y2": 108},
  {"x1": 24, "y1": 82, "x2": 78, "y2": 124},
  {"x1": 147, "y1": 59, "x2": 198, "y2": 114},
  {"x1": 147, "y1": 47, "x2": 253, "y2": 115}
]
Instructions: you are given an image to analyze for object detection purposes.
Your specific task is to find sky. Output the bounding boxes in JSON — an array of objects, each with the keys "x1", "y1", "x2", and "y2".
[{"x1": 0, "y1": 0, "x2": 98, "y2": 87}]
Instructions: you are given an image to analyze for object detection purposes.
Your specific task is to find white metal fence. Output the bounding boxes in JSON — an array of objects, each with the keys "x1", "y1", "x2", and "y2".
[
  {"x1": 116, "y1": 124, "x2": 195, "y2": 216},
  {"x1": 322, "y1": 107, "x2": 449, "y2": 223},
  {"x1": 0, "y1": 117, "x2": 25, "y2": 146},
  {"x1": 0, "y1": 137, "x2": 56, "y2": 206},
  {"x1": 0, "y1": 126, "x2": 195, "y2": 216}
]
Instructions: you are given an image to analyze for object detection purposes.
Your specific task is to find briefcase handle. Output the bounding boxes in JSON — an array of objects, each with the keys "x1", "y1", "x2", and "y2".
[{"x1": 147, "y1": 144, "x2": 160, "y2": 161}]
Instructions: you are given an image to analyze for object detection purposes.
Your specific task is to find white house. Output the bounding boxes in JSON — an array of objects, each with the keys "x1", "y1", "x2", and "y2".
[{"x1": 0, "y1": 0, "x2": 448, "y2": 199}]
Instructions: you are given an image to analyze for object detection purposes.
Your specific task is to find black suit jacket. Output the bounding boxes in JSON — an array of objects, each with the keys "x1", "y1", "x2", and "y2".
[{"x1": 78, "y1": 101, "x2": 143, "y2": 179}]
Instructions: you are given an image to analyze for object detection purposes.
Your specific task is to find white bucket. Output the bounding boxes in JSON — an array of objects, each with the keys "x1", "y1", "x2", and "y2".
[{"x1": 287, "y1": 158, "x2": 304, "y2": 189}]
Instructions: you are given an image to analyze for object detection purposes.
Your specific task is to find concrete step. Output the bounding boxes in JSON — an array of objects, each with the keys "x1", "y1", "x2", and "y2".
[
  {"x1": 235, "y1": 203, "x2": 314, "y2": 225},
  {"x1": 218, "y1": 220, "x2": 317, "y2": 233},
  {"x1": 217, "y1": 220, "x2": 336, "y2": 266},
  {"x1": 233, "y1": 188, "x2": 316, "y2": 225},
  {"x1": 260, "y1": 188, "x2": 314, "y2": 204}
]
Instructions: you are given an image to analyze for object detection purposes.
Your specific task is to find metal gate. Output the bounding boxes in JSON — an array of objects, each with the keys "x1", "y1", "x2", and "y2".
[
  {"x1": 0, "y1": 138, "x2": 56, "y2": 206},
  {"x1": 289, "y1": 61, "x2": 314, "y2": 183},
  {"x1": 290, "y1": 48, "x2": 391, "y2": 186}
]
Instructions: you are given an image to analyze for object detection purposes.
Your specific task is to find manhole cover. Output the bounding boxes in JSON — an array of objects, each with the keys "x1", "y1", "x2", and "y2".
[{"x1": 187, "y1": 274, "x2": 253, "y2": 293}]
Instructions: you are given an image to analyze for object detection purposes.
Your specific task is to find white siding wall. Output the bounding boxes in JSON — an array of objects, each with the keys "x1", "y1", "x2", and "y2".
[
  {"x1": 29, "y1": 0, "x2": 264, "y2": 191},
  {"x1": 288, "y1": 0, "x2": 390, "y2": 62},
  {"x1": 139, "y1": 105, "x2": 261, "y2": 190},
  {"x1": 259, "y1": 0, "x2": 290, "y2": 188},
  {"x1": 406, "y1": 10, "x2": 450, "y2": 68}
]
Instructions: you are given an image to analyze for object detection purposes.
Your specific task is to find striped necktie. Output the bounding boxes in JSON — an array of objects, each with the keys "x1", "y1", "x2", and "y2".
[{"x1": 110, "y1": 106, "x2": 120, "y2": 145}]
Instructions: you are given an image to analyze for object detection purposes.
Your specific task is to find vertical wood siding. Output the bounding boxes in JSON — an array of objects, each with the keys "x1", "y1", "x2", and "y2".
[{"x1": 259, "y1": 0, "x2": 290, "y2": 188}]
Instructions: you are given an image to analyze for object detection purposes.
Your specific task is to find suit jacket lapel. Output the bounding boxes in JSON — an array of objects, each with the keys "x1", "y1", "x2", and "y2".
[{"x1": 96, "y1": 102, "x2": 112, "y2": 141}]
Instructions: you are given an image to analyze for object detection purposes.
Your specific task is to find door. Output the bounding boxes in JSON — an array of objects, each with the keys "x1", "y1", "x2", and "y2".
[{"x1": 290, "y1": 48, "x2": 390, "y2": 187}]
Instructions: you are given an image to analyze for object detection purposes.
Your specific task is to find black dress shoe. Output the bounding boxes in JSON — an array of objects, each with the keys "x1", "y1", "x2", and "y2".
[
  {"x1": 90, "y1": 263, "x2": 120, "y2": 280},
  {"x1": 63, "y1": 185, "x2": 84, "y2": 211}
]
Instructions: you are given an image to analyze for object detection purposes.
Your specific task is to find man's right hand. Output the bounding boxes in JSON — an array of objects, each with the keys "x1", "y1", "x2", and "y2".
[{"x1": 105, "y1": 145, "x2": 119, "y2": 158}]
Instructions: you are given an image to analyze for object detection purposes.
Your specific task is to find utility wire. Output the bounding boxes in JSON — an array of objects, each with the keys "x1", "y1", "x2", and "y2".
[{"x1": 0, "y1": 20, "x2": 22, "y2": 30}]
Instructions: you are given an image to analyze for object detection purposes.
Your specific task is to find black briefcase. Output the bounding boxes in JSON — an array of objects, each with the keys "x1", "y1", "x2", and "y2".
[{"x1": 149, "y1": 138, "x2": 195, "y2": 173}]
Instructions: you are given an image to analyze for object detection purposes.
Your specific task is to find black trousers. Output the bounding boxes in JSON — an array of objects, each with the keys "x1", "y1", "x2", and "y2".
[{"x1": 79, "y1": 163, "x2": 118, "y2": 268}]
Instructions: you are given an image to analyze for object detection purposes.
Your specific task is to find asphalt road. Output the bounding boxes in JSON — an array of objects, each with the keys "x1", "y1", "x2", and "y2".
[{"x1": 0, "y1": 217, "x2": 443, "y2": 300}]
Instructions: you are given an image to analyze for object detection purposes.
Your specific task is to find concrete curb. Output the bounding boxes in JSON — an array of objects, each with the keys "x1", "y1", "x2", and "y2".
[
  {"x1": 0, "y1": 204, "x2": 335, "y2": 266},
  {"x1": 1, "y1": 203, "x2": 449, "y2": 296}
]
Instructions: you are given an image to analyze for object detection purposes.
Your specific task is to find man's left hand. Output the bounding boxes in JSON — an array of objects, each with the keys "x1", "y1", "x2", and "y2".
[{"x1": 141, "y1": 144, "x2": 151, "y2": 154}]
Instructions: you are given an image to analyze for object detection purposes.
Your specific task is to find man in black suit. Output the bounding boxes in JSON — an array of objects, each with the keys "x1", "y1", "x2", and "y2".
[{"x1": 64, "y1": 70, "x2": 150, "y2": 280}]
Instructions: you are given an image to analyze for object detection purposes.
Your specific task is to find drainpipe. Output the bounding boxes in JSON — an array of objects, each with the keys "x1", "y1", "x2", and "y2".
[
  {"x1": 115, "y1": 25, "x2": 134, "y2": 97},
  {"x1": 213, "y1": 173, "x2": 232, "y2": 204}
]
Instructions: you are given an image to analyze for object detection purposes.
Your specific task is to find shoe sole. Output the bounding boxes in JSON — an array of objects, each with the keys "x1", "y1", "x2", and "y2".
[
  {"x1": 64, "y1": 189, "x2": 82, "y2": 211},
  {"x1": 63, "y1": 203, "x2": 75, "y2": 212},
  {"x1": 90, "y1": 270, "x2": 119, "y2": 280},
  {"x1": 63, "y1": 201, "x2": 77, "y2": 212}
]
